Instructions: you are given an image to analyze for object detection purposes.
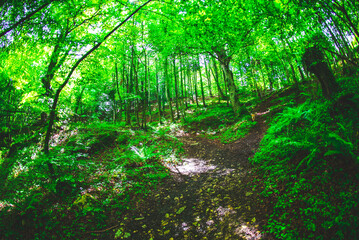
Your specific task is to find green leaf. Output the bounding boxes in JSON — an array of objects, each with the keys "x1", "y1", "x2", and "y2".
[
  {"x1": 176, "y1": 206, "x2": 186, "y2": 214},
  {"x1": 324, "y1": 150, "x2": 342, "y2": 157}
]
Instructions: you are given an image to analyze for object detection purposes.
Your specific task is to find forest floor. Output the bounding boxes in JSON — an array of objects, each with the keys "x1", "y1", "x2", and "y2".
[{"x1": 109, "y1": 104, "x2": 275, "y2": 239}]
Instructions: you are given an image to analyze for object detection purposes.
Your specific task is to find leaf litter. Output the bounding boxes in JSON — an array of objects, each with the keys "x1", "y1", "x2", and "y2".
[{"x1": 109, "y1": 114, "x2": 275, "y2": 239}]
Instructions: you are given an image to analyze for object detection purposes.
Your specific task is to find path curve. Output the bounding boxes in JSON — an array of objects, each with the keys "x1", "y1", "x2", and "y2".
[{"x1": 114, "y1": 115, "x2": 272, "y2": 240}]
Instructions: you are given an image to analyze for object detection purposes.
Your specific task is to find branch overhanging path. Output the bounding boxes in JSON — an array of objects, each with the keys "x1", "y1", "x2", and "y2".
[{"x1": 43, "y1": 0, "x2": 154, "y2": 155}]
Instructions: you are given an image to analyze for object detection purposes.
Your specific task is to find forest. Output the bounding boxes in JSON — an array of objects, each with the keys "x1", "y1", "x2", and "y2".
[{"x1": 0, "y1": 0, "x2": 358, "y2": 239}]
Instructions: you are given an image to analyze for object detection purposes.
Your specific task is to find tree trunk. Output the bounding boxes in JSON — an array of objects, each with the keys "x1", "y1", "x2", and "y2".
[
  {"x1": 173, "y1": 57, "x2": 180, "y2": 119},
  {"x1": 211, "y1": 58, "x2": 227, "y2": 100},
  {"x1": 198, "y1": 55, "x2": 206, "y2": 107},
  {"x1": 115, "y1": 62, "x2": 123, "y2": 122},
  {"x1": 187, "y1": 67, "x2": 194, "y2": 104},
  {"x1": 215, "y1": 49, "x2": 244, "y2": 117},
  {"x1": 204, "y1": 57, "x2": 213, "y2": 97},
  {"x1": 155, "y1": 60, "x2": 162, "y2": 123},
  {"x1": 302, "y1": 47, "x2": 339, "y2": 98},
  {"x1": 164, "y1": 56, "x2": 174, "y2": 122},
  {"x1": 179, "y1": 57, "x2": 186, "y2": 121},
  {"x1": 142, "y1": 51, "x2": 148, "y2": 129},
  {"x1": 74, "y1": 86, "x2": 86, "y2": 120},
  {"x1": 193, "y1": 71, "x2": 199, "y2": 107}
]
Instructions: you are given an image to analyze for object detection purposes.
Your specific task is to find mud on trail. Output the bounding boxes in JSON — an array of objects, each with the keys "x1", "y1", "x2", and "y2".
[{"x1": 112, "y1": 114, "x2": 273, "y2": 240}]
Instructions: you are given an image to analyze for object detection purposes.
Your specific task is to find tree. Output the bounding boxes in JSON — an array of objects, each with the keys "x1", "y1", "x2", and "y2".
[
  {"x1": 41, "y1": 0, "x2": 154, "y2": 178},
  {"x1": 302, "y1": 46, "x2": 338, "y2": 98},
  {"x1": 0, "y1": 0, "x2": 54, "y2": 39}
]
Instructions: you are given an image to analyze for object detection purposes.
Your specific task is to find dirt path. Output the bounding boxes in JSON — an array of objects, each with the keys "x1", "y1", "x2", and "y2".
[{"x1": 113, "y1": 115, "x2": 272, "y2": 240}]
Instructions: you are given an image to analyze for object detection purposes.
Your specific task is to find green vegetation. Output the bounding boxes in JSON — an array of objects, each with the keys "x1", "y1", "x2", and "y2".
[
  {"x1": 0, "y1": 121, "x2": 182, "y2": 238},
  {"x1": 1, "y1": 0, "x2": 358, "y2": 238},
  {"x1": 184, "y1": 103, "x2": 235, "y2": 130},
  {"x1": 183, "y1": 103, "x2": 257, "y2": 143},
  {"x1": 218, "y1": 116, "x2": 257, "y2": 143},
  {"x1": 251, "y1": 89, "x2": 359, "y2": 239}
]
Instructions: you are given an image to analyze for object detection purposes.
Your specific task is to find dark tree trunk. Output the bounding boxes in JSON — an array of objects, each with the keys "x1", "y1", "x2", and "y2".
[{"x1": 302, "y1": 47, "x2": 339, "y2": 98}]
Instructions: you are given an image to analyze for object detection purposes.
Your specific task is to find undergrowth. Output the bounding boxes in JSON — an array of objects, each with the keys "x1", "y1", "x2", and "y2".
[
  {"x1": 184, "y1": 103, "x2": 256, "y2": 143},
  {"x1": 209, "y1": 115, "x2": 257, "y2": 143},
  {"x1": 251, "y1": 95, "x2": 359, "y2": 239},
  {"x1": 184, "y1": 103, "x2": 235, "y2": 131},
  {"x1": 0, "y1": 121, "x2": 183, "y2": 239}
]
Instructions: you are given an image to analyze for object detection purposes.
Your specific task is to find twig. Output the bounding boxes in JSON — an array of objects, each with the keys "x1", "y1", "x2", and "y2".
[{"x1": 85, "y1": 224, "x2": 119, "y2": 234}]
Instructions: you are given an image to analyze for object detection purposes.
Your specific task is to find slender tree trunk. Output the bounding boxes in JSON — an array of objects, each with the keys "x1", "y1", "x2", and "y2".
[
  {"x1": 173, "y1": 57, "x2": 180, "y2": 119},
  {"x1": 74, "y1": 86, "x2": 86, "y2": 120},
  {"x1": 193, "y1": 71, "x2": 199, "y2": 107},
  {"x1": 179, "y1": 56, "x2": 186, "y2": 121},
  {"x1": 180, "y1": 56, "x2": 185, "y2": 101},
  {"x1": 198, "y1": 55, "x2": 206, "y2": 107},
  {"x1": 115, "y1": 62, "x2": 123, "y2": 122},
  {"x1": 187, "y1": 68, "x2": 194, "y2": 104},
  {"x1": 333, "y1": 3, "x2": 359, "y2": 43},
  {"x1": 211, "y1": 59, "x2": 226, "y2": 100},
  {"x1": 142, "y1": 51, "x2": 148, "y2": 129},
  {"x1": 204, "y1": 58, "x2": 213, "y2": 97},
  {"x1": 164, "y1": 56, "x2": 174, "y2": 122},
  {"x1": 147, "y1": 56, "x2": 152, "y2": 123},
  {"x1": 221, "y1": 68, "x2": 230, "y2": 106},
  {"x1": 183, "y1": 61, "x2": 189, "y2": 109},
  {"x1": 41, "y1": 32, "x2": 67, "y2": 96},
  {"x1": 155, "y1": 59, "x2": 162, "y2": 123},
  {"x1": 134, "y1": 52, "x2": 140, "y2": 127}
]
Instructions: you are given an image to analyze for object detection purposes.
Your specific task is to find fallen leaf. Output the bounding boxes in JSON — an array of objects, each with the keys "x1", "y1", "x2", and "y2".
[
  {"x1": 245, "y1": 192, "x2": 253, "y2": 196},
  {"x1": 176, "y1": 206, "x2": 186, "y2": 214}
]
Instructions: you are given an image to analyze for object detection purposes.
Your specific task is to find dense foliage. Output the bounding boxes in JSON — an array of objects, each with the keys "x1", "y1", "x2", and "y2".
[
  {"x1": 0, "y1": 0, "x2": 358, "y2": 238},
  {"x1": 251, "y1": 90, "x2": 359, "y2": 239}
]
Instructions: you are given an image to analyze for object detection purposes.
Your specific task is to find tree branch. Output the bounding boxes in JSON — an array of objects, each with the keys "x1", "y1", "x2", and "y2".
[
  {"x1": 0, "y1": 0, "x2": 54, "y2": 38},
  {"x1": 43, "y1": 0, "x2": 154, "y2": 154},
  {"x1": 323, "y1": 47, "x2": 359, "y2": 67}
]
